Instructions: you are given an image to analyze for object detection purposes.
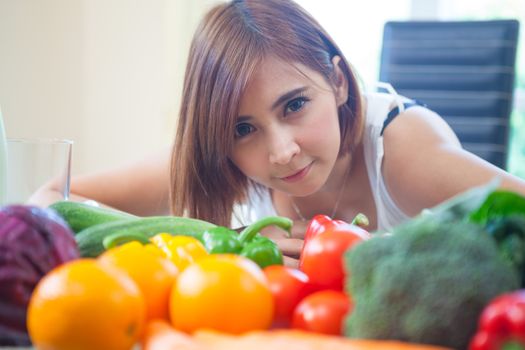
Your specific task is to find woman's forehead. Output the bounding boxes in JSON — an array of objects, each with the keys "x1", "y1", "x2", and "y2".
[
  {"x1": 239, "y1": 56, "x2": 329, "y2": 107},
  {"x1": 250, "y1": 56, "x2": 318, "y2": 87}
]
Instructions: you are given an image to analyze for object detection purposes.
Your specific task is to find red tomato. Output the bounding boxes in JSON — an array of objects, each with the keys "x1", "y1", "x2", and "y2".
[
  {"x1": 300, "y1": 229, "x2": 365, "y2": 291},
  {"x1": 291, "y1": 290, "x2": 352, "y2": 335},
  {"x1": 263, "y1": 265, "x2": 312, "y2": 327}
]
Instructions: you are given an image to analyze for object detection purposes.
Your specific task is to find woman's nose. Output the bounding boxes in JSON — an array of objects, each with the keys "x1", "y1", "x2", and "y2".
[{"x1": 267, "y1": 128, "x2": 300, "y2": 165}]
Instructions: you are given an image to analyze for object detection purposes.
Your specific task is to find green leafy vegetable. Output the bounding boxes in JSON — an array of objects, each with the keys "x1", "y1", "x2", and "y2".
[
  {"x1": 468, "y1": 189, "x2": 525, "y2": 285},
  {"x1": 470, "y1": 189, "x2": 525, "y2": 224}
]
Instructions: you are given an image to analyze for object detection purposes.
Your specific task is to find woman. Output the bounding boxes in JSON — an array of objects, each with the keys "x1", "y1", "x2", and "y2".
[{"x1": 32, "y1": 0, "x2": 525, "y2": 266}]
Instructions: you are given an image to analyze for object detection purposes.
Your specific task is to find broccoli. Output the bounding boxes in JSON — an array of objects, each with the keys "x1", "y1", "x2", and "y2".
[
  {"x1": 484, "y1": 214, "x2": 525, "y2": 284},
  {"x1": 344, "y1": 216, "x2": 520, "y2": 350}
]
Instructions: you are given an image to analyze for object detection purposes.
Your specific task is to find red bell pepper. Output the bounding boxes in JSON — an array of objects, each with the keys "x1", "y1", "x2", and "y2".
[
  {"x1": 470, "y1": 290, "x2": 525, "y2": 350},
  {"x1": 301, "y1": 214, "x2": 370, "y2": 255},
  {"x1": 298, "y1": 214, "x2": 370, "y2": 290}
]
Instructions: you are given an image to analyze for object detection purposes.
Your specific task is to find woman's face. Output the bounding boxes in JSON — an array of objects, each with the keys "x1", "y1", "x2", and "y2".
[{"x1": 230, "y1": 55, "x2": 347, "y2": 196}]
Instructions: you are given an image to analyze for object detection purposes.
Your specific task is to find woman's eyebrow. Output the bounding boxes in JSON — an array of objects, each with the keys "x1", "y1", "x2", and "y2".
[
  {"x1": 271, "y1": 86, "x2": 308, "y2": 111},
  {"x1": 236, "y1": 115, "x2": 251, "y2": 123}
]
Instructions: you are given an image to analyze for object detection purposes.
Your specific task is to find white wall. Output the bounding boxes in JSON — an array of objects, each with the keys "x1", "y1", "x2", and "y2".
[
  {"x1": 0, "y1": 0, "x2": 221, "y2": 175},
  {"x1": 0, "y1": 0, "x2": 85, "y2": 165},
  {"x1": 297, "y1": 0, "x2": 411, "y2": 85}
]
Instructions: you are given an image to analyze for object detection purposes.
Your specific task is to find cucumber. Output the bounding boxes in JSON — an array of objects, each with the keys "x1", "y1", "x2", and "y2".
[
  {"x1": 75, "y1": 216, "x2": 217, "y2": 257},
  {"x1": 49, "y1": 201, "x2": 137, "y2": 233}
]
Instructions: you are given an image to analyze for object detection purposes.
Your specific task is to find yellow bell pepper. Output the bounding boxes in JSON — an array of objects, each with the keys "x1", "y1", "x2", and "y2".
[{"x1": 150, "y1": 233, "x2": 208, "y2": 271}]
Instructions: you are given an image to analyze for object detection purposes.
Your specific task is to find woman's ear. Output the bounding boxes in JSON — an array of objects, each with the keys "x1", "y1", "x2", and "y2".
[{"x1": 331, "y1": 55, "x2": 349, "y2": 107}]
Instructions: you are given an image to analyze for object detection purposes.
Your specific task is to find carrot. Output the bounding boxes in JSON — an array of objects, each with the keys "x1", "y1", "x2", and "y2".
[
  {"x1": 195, "y1": 329, "x2": 452, "y2": 350},
  {"x1": 142, "y1": 320, "x2": 451, "y2": 350},
  {"x1": 141, "y1": 320, "x2": 201, "y2": 350}
]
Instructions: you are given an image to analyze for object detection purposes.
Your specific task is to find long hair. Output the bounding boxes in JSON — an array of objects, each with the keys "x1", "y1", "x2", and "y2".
[{"x1": 171, "y1": 0, "x2": 364, "y2": 226}]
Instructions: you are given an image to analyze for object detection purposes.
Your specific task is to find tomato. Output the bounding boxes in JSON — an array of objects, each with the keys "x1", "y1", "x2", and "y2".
[
  {"x1": 291, "y1": 290, "x2": 352, "y2": 335},
  {"x1": 263, "y1": 265, "x2": 313, "y2": 327},
  {"x1": 300, "y1": 229, "x2": 365, "y2": 291},
  {"x1": 170, "y1": 254, "x2": 273, "y2": 334}
]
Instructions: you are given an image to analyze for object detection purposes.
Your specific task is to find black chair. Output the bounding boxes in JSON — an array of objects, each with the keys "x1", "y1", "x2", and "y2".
[{"x1": 379, "y1": 20, "x2": 520, "y2": 169}]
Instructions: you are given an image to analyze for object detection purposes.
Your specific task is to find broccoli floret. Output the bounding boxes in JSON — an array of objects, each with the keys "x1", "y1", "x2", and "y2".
[{"x1": 344, "y1": 217, "x2": 520, "y2": 350}]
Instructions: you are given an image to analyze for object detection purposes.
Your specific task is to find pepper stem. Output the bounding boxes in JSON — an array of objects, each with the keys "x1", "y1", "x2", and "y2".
[
  {"x1": 351, "y1": 213, "x2": 369, "y2": 228},
  {"x1": 102, "y1": 231, "x2": 151, "y2": 250},
  {"x1": 238, "y1": 216, "x2": 293, "y2": 243}
]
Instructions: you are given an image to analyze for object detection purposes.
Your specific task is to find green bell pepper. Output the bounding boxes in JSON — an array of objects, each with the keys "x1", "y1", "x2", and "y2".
[
  {"x1": 201, "y1": 226, "x2": 243, "y2": 254},
  {"x1": 235, "y1": 216, "x2": 292, "y2": 268},
  {"x1": 200, "y1": 216, "x2": 292, "y2": 268}
]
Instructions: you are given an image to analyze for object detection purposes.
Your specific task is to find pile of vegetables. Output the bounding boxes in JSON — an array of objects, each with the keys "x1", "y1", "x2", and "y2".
[
  {"x1": 8, "y1": 180, "x2": 525, "y2": 350},
  {"x1": 0, "y1": 205, "x2": 79, "y2": 346},
  {"x1": 344, "y1": 181, "x2": 525, "y2": 350},
  {"x1": 0, "y1": 200, "x2": 293, "y2": 348},
  {"x1": 24, "y1": 201, "x2": 384, "y2": 349}
]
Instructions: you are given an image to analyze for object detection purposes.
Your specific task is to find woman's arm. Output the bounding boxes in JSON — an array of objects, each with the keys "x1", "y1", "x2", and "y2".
[
  {"x1": 28, "y1": 147, "x2": 172, "y2": 216},
  {"x1": 382, "y1": 106, "x2": 525, "y2": 216}
]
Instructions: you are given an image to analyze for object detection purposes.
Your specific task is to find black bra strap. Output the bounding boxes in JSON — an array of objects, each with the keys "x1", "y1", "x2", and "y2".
[{"x1": 380, "y1": 101, "x2": 422, "y2": 136}]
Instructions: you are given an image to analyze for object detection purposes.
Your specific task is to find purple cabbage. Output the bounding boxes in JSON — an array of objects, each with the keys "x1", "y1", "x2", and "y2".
[{"x1": 0, "y1": 205, "x2": 79, "y2": 346}]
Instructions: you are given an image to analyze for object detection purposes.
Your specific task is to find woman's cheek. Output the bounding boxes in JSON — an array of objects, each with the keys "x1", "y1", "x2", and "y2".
[
  {"x1": 303, "y1": 110, "x2": 341, "y2": 154},
  {"x1": 230, "y1": 144, "x2": 268, "y2": 181}
]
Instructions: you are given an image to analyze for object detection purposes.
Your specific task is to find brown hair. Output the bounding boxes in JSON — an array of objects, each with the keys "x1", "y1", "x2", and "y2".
[{"x1": 171, "y1": 0, "x2": 364, "y2": 226}]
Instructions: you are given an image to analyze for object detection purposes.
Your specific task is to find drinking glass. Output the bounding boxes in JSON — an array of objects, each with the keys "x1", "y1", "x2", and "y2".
[{"x1": 5, "y1": 138, "x2": 73, "y2": 204}]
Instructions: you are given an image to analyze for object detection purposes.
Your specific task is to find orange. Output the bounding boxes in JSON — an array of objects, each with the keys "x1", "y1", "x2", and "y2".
[
  {"x1": 99, "y1": 241, "x2": 179, "y2": 321},
  {"x1": 170, "y1": 254, "x2": 274, "y2": 334},
  {"x1": 27, "y1": 259, "x2": 145, "y2": 350}
]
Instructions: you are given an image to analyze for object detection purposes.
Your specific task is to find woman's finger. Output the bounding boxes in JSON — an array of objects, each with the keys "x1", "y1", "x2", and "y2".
[
  {"x1": 272, "y1": 237, "x2": 304, "y2": 259},
  {"x1": 260, "y1": 219, "x2": 309, "y2": 240},
  {"x1": 290, "y1": 219, "x2": 309, "y2": 239},
  {"x1": 283, "y1": 256, "x2": 299, "y2": 268}
]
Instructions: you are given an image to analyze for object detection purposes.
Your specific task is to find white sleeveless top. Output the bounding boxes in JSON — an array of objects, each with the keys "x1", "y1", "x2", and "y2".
[{"x1": 231, "y1": 89, "x2": 411, "y2": 232}]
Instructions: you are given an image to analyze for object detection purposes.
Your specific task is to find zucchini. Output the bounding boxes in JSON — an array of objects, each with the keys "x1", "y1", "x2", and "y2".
[
  {"x1": 75, "y1": 216, "x2": 217, "y2": 257},
  {"x1": 49, "y1": 201, "x2": 137, "y2": 233}
]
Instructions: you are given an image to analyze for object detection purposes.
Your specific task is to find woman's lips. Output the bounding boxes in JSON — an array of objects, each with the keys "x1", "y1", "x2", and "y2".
[{"x1": 281, "y1": 163, "x2": 312, "y2": 183}]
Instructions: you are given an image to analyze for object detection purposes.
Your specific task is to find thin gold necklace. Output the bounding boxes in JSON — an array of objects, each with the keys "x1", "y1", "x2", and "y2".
[{"x1": 289, "y1": 164, "x2": 351, "y2": 221}]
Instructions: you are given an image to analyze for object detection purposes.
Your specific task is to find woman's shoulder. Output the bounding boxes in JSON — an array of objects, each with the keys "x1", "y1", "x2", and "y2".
[
  {"x1": 382, "y1": 104, "x2": 460, "y2": 150},
  {"x1": 363, "y1": 81, "x2": 459, "y2": 147},
  {"x1": 380, "y1": 105, "x2": 463, "y2": 214}
]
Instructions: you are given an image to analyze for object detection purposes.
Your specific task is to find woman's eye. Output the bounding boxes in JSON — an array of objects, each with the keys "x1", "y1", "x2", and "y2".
[
  {"x1": 285, "y1": 97, "x2": 308, "y2": 114},
  {"x1": 234, "y1": 123, "x2": 255, "y2": 138}
]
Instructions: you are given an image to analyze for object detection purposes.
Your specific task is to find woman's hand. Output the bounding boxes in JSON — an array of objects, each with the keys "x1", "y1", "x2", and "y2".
[
  {"x1": 260, "y1": 219, "x2": 309, "y2": 268},
  {"x1": 27, "y1": 179, "x2": 95, "y2": 208}
]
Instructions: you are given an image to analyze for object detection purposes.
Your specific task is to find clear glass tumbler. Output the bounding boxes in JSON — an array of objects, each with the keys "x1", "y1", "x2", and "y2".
[{"x1": 5, "y1": 138, "x2": 73, "y2": 204}]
